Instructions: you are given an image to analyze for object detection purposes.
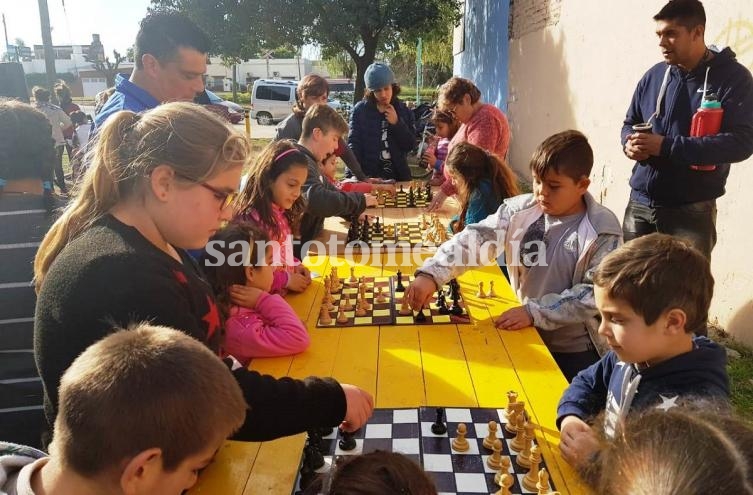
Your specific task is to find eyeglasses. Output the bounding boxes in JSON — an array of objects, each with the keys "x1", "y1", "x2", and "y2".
[
  {"x1": 174, "y1": 172, "x2": 238, "y2": 210},
  {"x1": 447, "y1": 105, "x2": 458, "y2": 119}
]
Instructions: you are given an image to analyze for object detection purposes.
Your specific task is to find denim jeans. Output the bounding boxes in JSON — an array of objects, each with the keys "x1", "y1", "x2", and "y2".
[{"x1": 622, "y1": 199, "x2": 717, "y2": 260}]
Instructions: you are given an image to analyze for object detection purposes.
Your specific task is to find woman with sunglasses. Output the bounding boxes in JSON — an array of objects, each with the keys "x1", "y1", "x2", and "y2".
[
  {"x1": 33, "y1": 102, "x2": 374, "y2": 445},
  {"x1": 427, "y1": 77, "x2": 512, "y2": 212}
]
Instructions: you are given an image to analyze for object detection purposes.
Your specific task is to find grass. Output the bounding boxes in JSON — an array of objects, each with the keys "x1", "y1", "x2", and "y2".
[{"x1": 709, "y1": 325, "x2": 753, "y2": 422}]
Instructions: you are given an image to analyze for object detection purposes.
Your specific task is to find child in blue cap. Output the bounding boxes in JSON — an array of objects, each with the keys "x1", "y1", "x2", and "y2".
[{"x1": 348, "y1": 62, "x2": 416, "y2": 181}]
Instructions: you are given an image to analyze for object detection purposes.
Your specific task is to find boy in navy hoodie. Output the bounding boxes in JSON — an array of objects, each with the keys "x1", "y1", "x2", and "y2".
[
  {"x1": 557, "y1": 233, "x2": 729, "y2": 468},
  {"x1": 622, "y1": 0, "x2": 753, "y2": 260}
]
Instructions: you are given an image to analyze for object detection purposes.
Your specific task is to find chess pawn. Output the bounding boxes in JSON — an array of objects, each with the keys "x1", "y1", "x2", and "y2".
[
  {"x1": 399, "y1": 297, "x2": 413, "y2": 316},
  {"x1": 486, "y1": 438, "x2": 503, "y2": 470},
  {"x1": 375, "y1": 286, "x2": 387, "y2": 303},
  {"x1": 476, "y1": 281, "x2": 487, "y2": 298},
  {"x1": 326, "y1": 292, "x2": 335, "y2": 311},
  {"x1": 360, "y1": 284, "x2": 372, "y2": 310},
  {"x1": 355, "y1": 297, "x2": 367, "y2": 317},
  {"x1": 343, "y1": 294, "x2": 354, "y2": 311},
  {"x1": 517, "y1": 423, "x2": 535, "y2": 468},
  {"x1": 452, "y1": 423, "x2": 470, "y2": 452},
  {"x1": 494, "y1": 456, "x2": 512, "y2": 485},
  {"x1": 483, "y1": 420, "x2": 499, "y2": 450},
  {"x1": 336, "y1": 304, "x2": 349, "y2": 324},
  {"x1": 349, "y1": 267, "x2": 357, "y2": 283},
  {"x1": 510, "y1": 413, "x2": 527, "y2": 452},
  {"x1": 494, "y1": 473, "x2": 514, "y2": 495},
  {"x1": 488, "y1": 280, "x2": 497, "y2": 297},
  {"x1": 521, "y1": 445, "x2": 542, "y2": 492},
  {"x1": 319, "y1": 304, "x2": 333, "y2": 325},
  {"x1": 536, "y1": 468, "x2": 551, "y2": 494}
]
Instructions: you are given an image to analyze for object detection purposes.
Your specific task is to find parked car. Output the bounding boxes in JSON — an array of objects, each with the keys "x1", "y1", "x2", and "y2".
[
  {"x1": 249, "y1": 79, "x2": 297, "y2": 125},
  {"x1": 195, "y1": 89, "x2": 244, "y2": 124}
]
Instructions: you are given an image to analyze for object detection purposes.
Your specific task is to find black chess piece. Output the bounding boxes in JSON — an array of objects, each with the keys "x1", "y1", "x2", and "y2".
[
  {"x1": 425, "y1": 182, "x2": 433, "y2": 201},
  {"x1": 298, "y1": 463, "x2": 316, "y2": 492},
  {"x1": 431, "y1": 407, "x2": 447, "y2": 435},
  {"x1": 415, "y1": 309, "x2": 427, "y2": 322},
  {"x1": 338, "y1": 429, "x2": 357, "y2": 451},
  {"x1": 359, "y1": 216, "x2": 371, "y2": 243},
  {"x1": 374, "y1": 217, "x2": 382, "y2": 233},
  {"x1": 395, "y1": 270, "x2": 405, "y2": 292},
  {"x1": 408, "y1": 187, "x2": 415, "y2": 207},
  {"x1": 304, "y1": 430, "x2": 325, "y2": 470},
  {"x1": 436, "y1": 289, "x2": 449, "y2": 314},
  {"x1": 399, "y1": 184, "x2": 404, "y2": 193}
]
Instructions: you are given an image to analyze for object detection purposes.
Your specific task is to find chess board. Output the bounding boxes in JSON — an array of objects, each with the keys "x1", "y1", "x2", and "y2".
[
  {"x1": 347, "y1": 219, "x2": 451, "y2": 250},
  {"x1": 317, "y1": 275, "x2": 471, "y2": 327},
  {"x1": 293, "y1": 407, "x2": 558, "y2": 495},
  {"x1": 380, "y1": 187, "x2": 430, "y2": 208}
]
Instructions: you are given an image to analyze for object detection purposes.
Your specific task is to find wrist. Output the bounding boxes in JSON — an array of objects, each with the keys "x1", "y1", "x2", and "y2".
[{"x1": 413, "y1": 270, "x2": 439, "y2": 291}]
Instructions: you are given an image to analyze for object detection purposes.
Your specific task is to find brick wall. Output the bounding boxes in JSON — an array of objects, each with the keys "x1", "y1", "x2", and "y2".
[{"x1": 509, "y1": 0, "x2": 562, "y2": 39}]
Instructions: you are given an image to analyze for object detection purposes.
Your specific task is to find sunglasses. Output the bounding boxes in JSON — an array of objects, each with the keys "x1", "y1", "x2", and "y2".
[{"x1": 174, "y1": 172, "x2": 238, "y2": 210}]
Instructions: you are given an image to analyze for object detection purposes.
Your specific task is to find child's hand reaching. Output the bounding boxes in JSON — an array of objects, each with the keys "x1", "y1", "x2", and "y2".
[
  {"x1": 494, "y1": 306, "x2": 533, "y2": 330},
  {"x1": 364, "y1": 193, "x2": 378, "y2": 207},
  {"x1": 294, "y1": 264, "x2": 311, "y2": 279},
  {"x1": 559, "y1": 416, "x2": 600, "y2": 467},
  {"x1": 287, "y1": 272, "x2": 312, "y2": 292},
  {"x1": 423, "y1": 149, "x2": 437, "y2": 170},
  {"x1": 230, "y1": 284, "x2": 264, "y2": 309},
  {"x1": 340, "y1": 383, "x2": 374, "y2": 432}
]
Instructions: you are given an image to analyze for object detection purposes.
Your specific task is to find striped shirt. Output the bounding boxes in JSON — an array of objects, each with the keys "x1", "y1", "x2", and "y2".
[{"x1": 0, "y1": 193, "x2": 60, "y2": 448}]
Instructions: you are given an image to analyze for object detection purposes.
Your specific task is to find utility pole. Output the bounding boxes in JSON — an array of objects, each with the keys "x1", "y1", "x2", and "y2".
[
  {"x1": 37, "y1": 0, "x2": 57, "y2": 96},
  {"x1": 2, "y1": 13, "x2": 11, "y2": 62},
  {"x1": 415, "y1": 37, "x2": 423, "y2": 105}
]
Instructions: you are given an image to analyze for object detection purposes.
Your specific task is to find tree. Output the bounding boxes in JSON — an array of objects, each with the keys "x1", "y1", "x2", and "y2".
[
  {"x1": 151, "y1": 0, "x2": 460, "y2": 102},
  {"x1": 86, "y1": 50, "x2": 126, "y2": 87},
  {"x1": 322, "y1": 48, "x2": 356, "y2": 80}
]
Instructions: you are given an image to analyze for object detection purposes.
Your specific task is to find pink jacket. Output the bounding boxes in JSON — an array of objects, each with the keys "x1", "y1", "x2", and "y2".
[
  {"x1": 238, "y1": 204, "x2": 300, "y2": 294},
  {"x1": 225, "y1": 292, "x2": 310, "y2": 363},
  {"x1": 441, "y1": 103, "x2": 510, "y2": 197}
]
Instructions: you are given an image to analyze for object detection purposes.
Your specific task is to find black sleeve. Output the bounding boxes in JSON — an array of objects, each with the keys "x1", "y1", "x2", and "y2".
[
  {"x1": 226, "y1": 360, "x2": 347, "y2": 441},
  {"x1": 304, "y1": 170, "x2": 367, "y2": 217},
  {"x1": 339, "y1": 138, "x2": 368, "y2": 180}
]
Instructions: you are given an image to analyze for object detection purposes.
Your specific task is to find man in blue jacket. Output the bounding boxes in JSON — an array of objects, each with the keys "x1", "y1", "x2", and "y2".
[{"x1": 621, "y1": 0, "x2": 753, "y2": 259}]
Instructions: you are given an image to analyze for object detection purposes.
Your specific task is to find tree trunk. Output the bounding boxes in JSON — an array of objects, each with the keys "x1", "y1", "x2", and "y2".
[
  {"x1": 37, "y1": 0, "x2": 57, "y2": 101},
  {"x1": 352, "y1": 38, "x2": 378, "y2": 103}
]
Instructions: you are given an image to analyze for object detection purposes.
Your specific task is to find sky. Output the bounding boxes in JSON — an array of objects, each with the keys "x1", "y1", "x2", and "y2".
[
  {"x1": 3, "y1": 0, "x2": 157, "y2": 55},
  {"x1": 0, "y1": 0, "x2": 320, "y2": 60}
]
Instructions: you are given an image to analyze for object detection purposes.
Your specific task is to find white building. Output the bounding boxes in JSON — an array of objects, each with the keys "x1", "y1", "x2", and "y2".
[{"x1": 204, "y1": 57, "x2": 328, "y2": 91}]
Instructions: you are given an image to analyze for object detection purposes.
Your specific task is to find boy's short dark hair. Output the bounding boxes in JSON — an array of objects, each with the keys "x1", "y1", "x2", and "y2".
[
  {"x1": 301, "y1": 103, "x2": 349, "y2": 139},
  {"x1": 32, "y1": 86, "x2": 50, "y2": 103},
  {"x1": 134, "y1": 11, "x2": 211, "y2": 69},
  {"x1": 529, "y1": 130, "x2": 593, "y2": 181},
  {"x1": 52, "y1": 323, "x2": 247, "y2": 477},
  {"x1": 593, "y1": 233, "x2": 713, "y2": 335},
  {"x1": 0, "y1": 100, "x2": 54, "y2": 181},
  {"x1": 654, "y1": 0, "x2": 706, "y2": 30}
]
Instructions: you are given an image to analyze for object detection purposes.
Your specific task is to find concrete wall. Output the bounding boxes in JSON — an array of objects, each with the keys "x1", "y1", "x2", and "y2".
[
  {"x1": 506, "y1": 0, "x2": 753, "y2": 345},
  {"x1": 453, "y1": 0, "x2": 511, "y2": 111}
]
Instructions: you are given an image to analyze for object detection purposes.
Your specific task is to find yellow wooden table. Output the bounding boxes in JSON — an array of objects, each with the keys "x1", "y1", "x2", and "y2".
[{"x1": 191, "y1": 198, "x2": 589, "y2": 495}]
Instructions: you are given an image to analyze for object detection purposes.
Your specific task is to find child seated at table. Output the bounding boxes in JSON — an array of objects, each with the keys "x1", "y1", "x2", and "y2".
[
  {"x1": 444, "y1": 142, "x2": 519, "y2": 234},
  {"x1": 557, "y1": 233, "x2": 729, "y2": 470},
  {"x1": 423, "y1": 108, "x2": 460, "y2": 186},
  {"x1": 0, "y1": 323, "x2": 247, "y2": 495},
  {"x1": 235, "y1": 140, "x2": 312, "y2": 294},
  {"x1": 296, "y1": 104, "x2": 378, "y2": 256},
  {"x1": 320, "y1": 151, "x2": 396, "y2": 195},
  {"x1": 303, "y1": 450, "x2": 438, "y2": 495},
  {"x1": 406, "y1": 130, "x2": 623, "y2": 381},
  {"x1": 202, "y1": 222, "x2": 310, "y2": 364},
  {"x1": 583, "y1": 403, "x2": 750, "y2": 493}
]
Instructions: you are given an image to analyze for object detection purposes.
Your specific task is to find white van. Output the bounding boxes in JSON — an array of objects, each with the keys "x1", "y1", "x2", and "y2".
[{"x1": 249, "y1": 79, "x2": 297, "y2": 125}]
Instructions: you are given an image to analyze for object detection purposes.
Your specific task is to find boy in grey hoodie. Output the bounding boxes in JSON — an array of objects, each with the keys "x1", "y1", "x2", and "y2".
[{"x1": 407, "y1": 130, "x2": 623, "y2": 380}]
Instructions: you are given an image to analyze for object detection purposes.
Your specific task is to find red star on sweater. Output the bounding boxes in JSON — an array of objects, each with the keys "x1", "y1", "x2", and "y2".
[
  {"x1": 173, "y1": 269, "x2": 188, "y2": 285},
  {"x1": 202, "y1": 295, "x2": 220, "y2": 342}
]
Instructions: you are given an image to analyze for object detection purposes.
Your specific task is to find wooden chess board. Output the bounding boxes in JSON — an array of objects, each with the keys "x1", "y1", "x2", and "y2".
[
  {"x1": 317, "y1": 275, "x2": 471, "y2": 327},
  {"x1": 377, "y1": 182, "x2": 432, "y2": 208},
  {"x1": 293, "y1": 407, "x2": 558, "y2": 495},
  {"x1": 346, "y1": 219, "x2": 451, "y2": 250}
]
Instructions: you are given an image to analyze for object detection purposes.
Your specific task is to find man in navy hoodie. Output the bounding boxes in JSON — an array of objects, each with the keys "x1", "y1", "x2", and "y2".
[
  {"x1": 556, "y1": 234, "x2": 729, "y2": 469},
  {"x1": 622, "y1": 0, "x2": 753, "y2": 260}
]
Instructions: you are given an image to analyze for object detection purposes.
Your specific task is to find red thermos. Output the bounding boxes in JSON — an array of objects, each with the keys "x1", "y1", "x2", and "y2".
[{"x1": 689, "y1": 94, "x2": 723, "y2": 171}]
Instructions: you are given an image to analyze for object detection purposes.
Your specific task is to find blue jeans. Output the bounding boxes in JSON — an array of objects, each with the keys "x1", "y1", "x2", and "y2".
[{"x1": 622, "y1": 199, "x2": 717, "y2": 260}]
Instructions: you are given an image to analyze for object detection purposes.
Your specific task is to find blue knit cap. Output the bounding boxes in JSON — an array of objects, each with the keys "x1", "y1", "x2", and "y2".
[{"x1": 364, "y1": 62, "x2": 395, "y2": 91}]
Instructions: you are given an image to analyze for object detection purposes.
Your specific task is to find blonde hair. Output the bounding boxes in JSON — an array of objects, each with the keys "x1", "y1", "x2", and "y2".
[
  {"x1": 52, "y1": 323, "x2": 247, "y2": 476},
  {"x1": 34, "y1": 102, "x2": 250, "y2": 290}
]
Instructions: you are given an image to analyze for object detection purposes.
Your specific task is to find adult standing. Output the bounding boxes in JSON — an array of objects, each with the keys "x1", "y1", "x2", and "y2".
[
  {"x1": 427, "y1": 77, "x2": 511, "y2": 212},
  {"x1": 274, "y1": 74, "x2": 371, "y2": 181},
  {"x1": 54, "y1": 81, "x2": 80, "y2": 161},
  {"x1": 348, "y1": 63, "x2": 416, "y2": 181},
  {"x1": 32, "y1": 87, "x2": 72, "y2": 195},
  {"x1": 621, "y1": 0, "x2": 753, "y2": 259},
  {"x1": 94, "y1": 11, "x2": 209, "y2": 128},
  {"x1": 0, "y1": 101, "x2": 62, "y2": 448}
]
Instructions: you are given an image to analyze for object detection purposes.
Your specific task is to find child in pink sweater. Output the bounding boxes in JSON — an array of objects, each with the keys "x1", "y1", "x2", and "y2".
[
  {"x1": 235, "y1": 141, "x2": 312, "y2": 294},
  {"x1": 203, "y1": 222, "x2": 310, "y2": 364},
  {"x1": 321, "y1": 153, "x2": 396, "y2": 195}
]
